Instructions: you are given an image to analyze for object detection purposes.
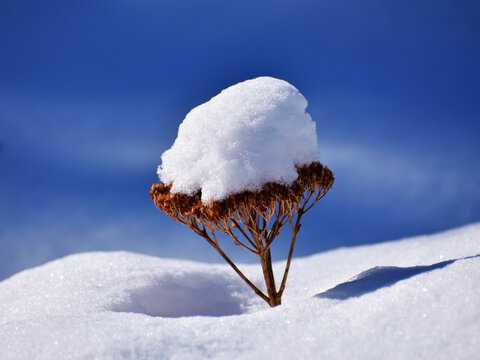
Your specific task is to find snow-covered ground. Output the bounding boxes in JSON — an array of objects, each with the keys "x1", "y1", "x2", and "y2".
[{"x1": 1, "y1": 223, "x2": 479, "y2": 359}]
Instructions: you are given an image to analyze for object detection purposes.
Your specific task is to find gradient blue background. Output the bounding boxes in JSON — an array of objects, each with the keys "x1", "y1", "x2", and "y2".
[{"x1": 1, "y1": 0, "x2": 479, "y2": 280}]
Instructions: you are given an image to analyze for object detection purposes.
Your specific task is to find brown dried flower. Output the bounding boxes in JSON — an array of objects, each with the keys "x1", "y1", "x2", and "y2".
[{"x1": 150, "y1": 161, "x2": 334, "y2": 307}]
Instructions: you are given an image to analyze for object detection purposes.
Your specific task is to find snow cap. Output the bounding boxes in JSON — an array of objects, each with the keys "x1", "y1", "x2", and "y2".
[{"x1": 158, "y1": 76, "x2": 319, "y2": 203}]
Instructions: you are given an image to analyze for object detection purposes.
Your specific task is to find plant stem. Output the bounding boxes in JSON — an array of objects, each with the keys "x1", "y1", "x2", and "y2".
[
  {"x1": 278, "y1": 212, "x2": 303, "y2": 297},
  {"x1": 260, "y1": 248, "x2": 281, "y2": 307},
  {"x1": 198, "y1": 231, "x2": 270, "y2": 304}
]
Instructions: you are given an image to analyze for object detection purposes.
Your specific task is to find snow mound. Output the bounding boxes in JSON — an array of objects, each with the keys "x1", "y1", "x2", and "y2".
[
  {"x1": 1, "y1": 223, "x2": 479, "y2": 359},
  {"x1": 158, "y1": 76, "x2": 318, "y2": 202},
  {"x1": 0, "y1": 252, "x2": 255, "y2": 321}
]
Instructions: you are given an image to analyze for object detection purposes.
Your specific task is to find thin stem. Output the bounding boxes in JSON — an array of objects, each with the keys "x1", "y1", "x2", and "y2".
[
  {"x1": 199, "y1": 231, "x2": 270, "y2": 304},
  {"x1": 278, "y1": 211, "x2": 303, "y2": 297},
  {"x1": 230, "y1": 218, "x2": 257, "y2": 250},
  {"x1": 232, "y1": 237, "x2": 258, "y2": 254}
]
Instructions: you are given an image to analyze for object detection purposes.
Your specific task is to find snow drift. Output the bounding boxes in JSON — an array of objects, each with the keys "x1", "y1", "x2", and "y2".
[{"x1": 1, "y1": 223, "x2": 479, "y2": 359}]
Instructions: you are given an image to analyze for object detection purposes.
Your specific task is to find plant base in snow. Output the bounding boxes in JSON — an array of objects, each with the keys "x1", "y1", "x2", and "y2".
[{"x1": 150, "y1": 161, "x2": 334, "y2": 307}]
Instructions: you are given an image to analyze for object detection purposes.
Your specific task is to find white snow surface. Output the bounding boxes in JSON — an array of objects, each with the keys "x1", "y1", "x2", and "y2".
[
  {"x1": 1, "y1": 223, "x2": 480, "y2": 360},
  {"x1": 158, "y1": 77, "x2": 318, "y2": 202}
]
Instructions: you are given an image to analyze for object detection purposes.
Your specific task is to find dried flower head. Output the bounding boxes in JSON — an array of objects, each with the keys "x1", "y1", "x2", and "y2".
[{"x1": 151, "y1": 161, "x2": 334, "y2": 307}]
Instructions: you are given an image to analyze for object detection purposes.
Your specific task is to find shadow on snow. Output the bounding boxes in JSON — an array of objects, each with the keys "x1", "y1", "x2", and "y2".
[
  {"x1": 316, "y1": 254, "x2": 480, "y2": 300},
  {"x1": 111, "y1": 270, "x2": 248, "y2": 318}
]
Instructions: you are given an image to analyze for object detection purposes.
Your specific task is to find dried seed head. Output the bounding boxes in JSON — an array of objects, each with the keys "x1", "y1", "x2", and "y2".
[{"x1": 150, "y1": 161, "x2": 334, "y2": 231}]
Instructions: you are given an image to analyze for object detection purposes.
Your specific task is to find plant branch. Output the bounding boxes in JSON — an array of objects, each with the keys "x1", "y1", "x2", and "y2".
[
  {"x1": 198, "y1": 229, "x2": 270, "y2": 303},
  {"x1": 278, "y1": 211, "x2": 303, "y2": 297}
]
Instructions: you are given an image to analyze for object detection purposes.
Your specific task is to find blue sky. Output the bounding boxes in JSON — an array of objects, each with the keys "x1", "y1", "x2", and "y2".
[{"x1": 1, "y1": 0, "x2": 479, "y2": 279}]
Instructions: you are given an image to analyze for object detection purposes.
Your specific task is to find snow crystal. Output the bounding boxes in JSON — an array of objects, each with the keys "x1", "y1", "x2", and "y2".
[
  {"x1": 1, "y1": 223, "x2": 479, "y2": 359},
  {"x1": 157, "y1": 76, "x2": 318, "y2": 203}
]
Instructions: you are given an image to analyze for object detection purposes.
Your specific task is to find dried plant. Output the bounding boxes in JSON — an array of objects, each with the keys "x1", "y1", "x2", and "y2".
[{"x1": 150, "y1": 161, "x2": 334, "y2": 307}]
